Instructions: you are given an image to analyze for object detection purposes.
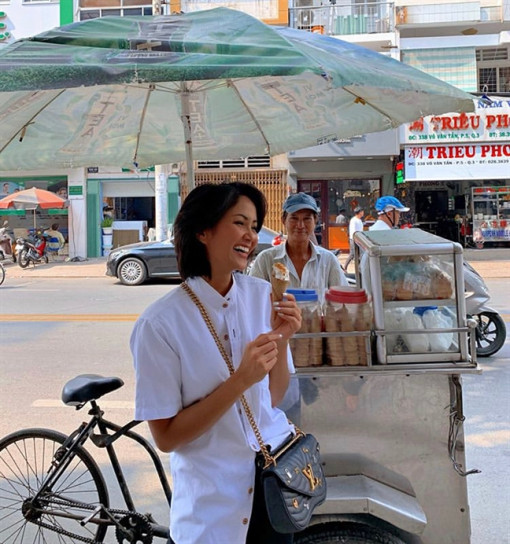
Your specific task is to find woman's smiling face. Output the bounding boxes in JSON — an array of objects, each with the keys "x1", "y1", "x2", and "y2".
[{"x1": 199, "y1": 195, "x2": 259, "y2": 277}]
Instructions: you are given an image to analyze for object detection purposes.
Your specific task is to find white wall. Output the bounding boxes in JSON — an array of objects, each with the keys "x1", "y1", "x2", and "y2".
[{"x1": 1, "y1": 0, "x2": 60, "y2": 45}]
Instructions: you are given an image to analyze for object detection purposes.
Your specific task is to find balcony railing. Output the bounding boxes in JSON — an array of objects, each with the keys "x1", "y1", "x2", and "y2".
[
  {"x1": 289, "y1": 0, "x2": 508, "y2": 37},
  {"x1": 289, "y1": 3, "x2": 395, "y2": 36},
  {"x1": 396, "y1": 1, "x2": 507, "y2": 24}
]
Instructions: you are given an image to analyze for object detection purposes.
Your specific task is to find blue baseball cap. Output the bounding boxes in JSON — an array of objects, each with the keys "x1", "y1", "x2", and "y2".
[
  {"x1": 283, "y1": 193, "x2": 319, "y2": 214},
  {"x1": 375, "y1": 196, "x2": 410, "y2": 215}
]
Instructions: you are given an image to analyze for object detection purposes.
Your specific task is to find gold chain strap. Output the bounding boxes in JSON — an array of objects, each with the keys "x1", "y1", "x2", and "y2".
[{"x1": 181, "y1": 281, "x2": 278, "y2": 467}]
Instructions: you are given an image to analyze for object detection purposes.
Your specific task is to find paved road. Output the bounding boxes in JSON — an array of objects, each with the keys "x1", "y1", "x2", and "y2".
[{"x1": 0, "y1": 275, "x2": 508, "y2": 543}]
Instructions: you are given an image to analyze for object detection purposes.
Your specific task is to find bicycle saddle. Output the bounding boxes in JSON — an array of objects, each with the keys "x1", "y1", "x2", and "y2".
[{"x1": 62, "y1": 374, "x2": 124, "y2": 406}]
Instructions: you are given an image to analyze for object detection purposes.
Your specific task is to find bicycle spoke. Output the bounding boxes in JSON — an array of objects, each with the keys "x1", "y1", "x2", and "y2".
[{"x1": 0, "y1": 431, "x2": 109, "y2": 543}]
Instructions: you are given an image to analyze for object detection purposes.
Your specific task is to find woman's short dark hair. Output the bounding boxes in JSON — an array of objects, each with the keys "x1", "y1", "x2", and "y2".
[{"x1": 174, "y1": 182, "x2": 267, "y2": 279}]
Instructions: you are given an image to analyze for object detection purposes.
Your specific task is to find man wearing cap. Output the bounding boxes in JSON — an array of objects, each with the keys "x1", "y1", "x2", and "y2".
[
  {"x1": 370, "y1": 196, "x2": 410, "y2": 231},
  {"x1": 250, "y1": 192, "x2": 348, "y2": 297},
  {"x1": 343, "y1": 206, "x2": 365, "y2": 271}
]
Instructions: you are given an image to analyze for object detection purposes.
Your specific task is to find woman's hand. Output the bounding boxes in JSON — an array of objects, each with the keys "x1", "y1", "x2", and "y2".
[
  {"x1": 271, "y1": 293, "x2": 302, "y2": 341},
  {"x1": 236, "y1": 332, "x2": 282, "y2": 389}
]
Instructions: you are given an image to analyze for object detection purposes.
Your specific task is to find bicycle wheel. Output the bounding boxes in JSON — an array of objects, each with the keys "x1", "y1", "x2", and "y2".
[
  {"x1": 0, "y1": 428, "x2": 109, "y2": 543},
  {"x1": 0, "y1": 263, "x2": 4, "y2": 286}
]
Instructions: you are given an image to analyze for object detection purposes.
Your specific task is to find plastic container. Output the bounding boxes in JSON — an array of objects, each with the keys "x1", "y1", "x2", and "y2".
[
  {"x1": 287, "y1": 289, "x2": 322, "y2": 367},
  {"x1": 324, "y1": 286, "x2": 372, "y2": 366}
]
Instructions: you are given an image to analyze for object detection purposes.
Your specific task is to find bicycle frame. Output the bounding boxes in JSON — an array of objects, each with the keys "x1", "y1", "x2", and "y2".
[{"x1": 34, "y1": 400, "x2": 172, "y2": 541}]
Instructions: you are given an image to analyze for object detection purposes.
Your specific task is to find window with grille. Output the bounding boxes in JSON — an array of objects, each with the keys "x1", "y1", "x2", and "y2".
[
  {"x1": 197, "y1": 156, "x2": 271, "y2": 169},
  {"x1": 78, "y1": 0, "x2": 153, "y2": 19},
  {"x1": 477, "y1": 47, "x2": 510, "y2": 93}
]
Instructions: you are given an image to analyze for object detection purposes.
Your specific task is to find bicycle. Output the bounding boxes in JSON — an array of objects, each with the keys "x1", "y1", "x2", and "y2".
[
  {"x1": 0, "y1": 374, "x2": 173, "y2": 543},
  {"x1": 0, "y1": 261, "x2": 5, "y2": 285}
]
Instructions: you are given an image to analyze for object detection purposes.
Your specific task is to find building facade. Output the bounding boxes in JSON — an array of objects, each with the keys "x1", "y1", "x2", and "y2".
[
  {"x1": 1, "y1": 0, "x2": 509, "y2": 255},
  {"x1": 288, "y1": 0, "x2": 510, "y2": 247}
]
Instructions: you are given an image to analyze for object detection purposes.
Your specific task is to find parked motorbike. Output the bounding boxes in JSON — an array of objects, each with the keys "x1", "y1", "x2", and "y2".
[
  {"x1": 16, "y1": 230, "x2": 49, "y2": 268},
  {"x1": 0, "y1": 220, "x2": 16, "y2": 263},
  {"x1": 340, "y1": 253, "x2": 506, "y2": 358}
]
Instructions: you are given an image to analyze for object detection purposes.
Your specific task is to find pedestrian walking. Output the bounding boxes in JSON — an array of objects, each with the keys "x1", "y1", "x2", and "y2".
[{"x1": 343, "y1": 206, "x2": 365, "y2": 271}]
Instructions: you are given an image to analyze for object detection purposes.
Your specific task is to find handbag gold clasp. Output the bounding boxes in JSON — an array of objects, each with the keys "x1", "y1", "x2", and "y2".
[{"x1": 302, "y1": 463, "x2": 320, "y2": 491}]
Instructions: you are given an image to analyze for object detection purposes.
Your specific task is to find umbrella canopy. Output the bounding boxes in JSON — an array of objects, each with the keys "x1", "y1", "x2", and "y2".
[
  {"x1": 0, "y1": 187, "x2": 66, "y2": 229},
  {"x1": 0, "y1": 187, "x2": 66, "y2": 210},
  {"x1": 0, "y1": 8, "x2": 475, "y2": 175}
]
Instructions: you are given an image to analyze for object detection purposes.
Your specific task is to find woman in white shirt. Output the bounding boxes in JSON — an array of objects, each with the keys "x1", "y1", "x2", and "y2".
[{"x1": 131, "y1": 182, "x2": 301, "y2": 544}]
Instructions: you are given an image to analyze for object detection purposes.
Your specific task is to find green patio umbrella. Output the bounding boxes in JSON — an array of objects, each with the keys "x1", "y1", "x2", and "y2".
[{"x1": 0, "y1": 8, "x2": 475, "y2": 186}]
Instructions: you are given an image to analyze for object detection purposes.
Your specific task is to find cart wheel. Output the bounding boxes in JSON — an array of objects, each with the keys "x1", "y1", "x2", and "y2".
[{"x1": 295, "y1": 523, "x2": 407, "y2": 544}]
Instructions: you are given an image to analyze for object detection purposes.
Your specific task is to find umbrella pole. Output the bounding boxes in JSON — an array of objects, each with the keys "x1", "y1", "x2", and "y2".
[{"x1": 180, "y1": 90, "x2": 195, "y2": 193}]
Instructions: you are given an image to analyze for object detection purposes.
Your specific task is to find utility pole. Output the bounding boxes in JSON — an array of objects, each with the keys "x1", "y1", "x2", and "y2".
[{"x1": 152, "y1": 0, "x2": 170, "y2": 241}]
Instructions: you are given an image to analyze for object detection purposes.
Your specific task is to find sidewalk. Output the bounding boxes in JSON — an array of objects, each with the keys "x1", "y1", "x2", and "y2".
[
  {"x1": 3, "y1": 257, "x2": 108, "y2": 279},
  {"x1": 2, "y1": 249, "x2": 510, "y2": 279}
]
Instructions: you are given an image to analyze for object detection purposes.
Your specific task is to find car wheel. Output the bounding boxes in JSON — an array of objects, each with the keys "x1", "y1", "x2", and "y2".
[{"x1": 118, "y1": 258, "x2": 147, "y2": 286}]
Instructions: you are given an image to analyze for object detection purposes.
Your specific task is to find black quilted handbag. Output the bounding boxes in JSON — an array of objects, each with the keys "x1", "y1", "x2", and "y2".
[
  {"x1": 182, "y1": 282, "x2": 327, "y2": 533},
  {"x1": 260, "y1": 431, "x2": 326, "y2": 533}
]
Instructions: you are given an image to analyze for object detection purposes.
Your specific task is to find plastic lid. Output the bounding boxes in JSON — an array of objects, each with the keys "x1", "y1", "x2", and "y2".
[
  {"x1": 325, "y1": 286, "x2": 368, "y2": 304},
  {"x1": 413, "y1": 306, "x2": 438, "y2": 316},
  {"x1": 286, "y1": 288, "x2": 318, "y2": 302}
]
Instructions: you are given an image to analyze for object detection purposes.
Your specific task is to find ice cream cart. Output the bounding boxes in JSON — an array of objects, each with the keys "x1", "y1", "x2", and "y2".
[{"x1": 287, "y1": 229, "x2": 480, "y2": 544}]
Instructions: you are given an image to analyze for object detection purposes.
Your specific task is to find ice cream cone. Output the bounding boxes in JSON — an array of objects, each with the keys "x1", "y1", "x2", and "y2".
[
  {"x1": 271, "y1": 276, "x2": 289, "y2": 301},
  {"x1": 271, "y1": 263, "x2": 290, "y2": 301}
]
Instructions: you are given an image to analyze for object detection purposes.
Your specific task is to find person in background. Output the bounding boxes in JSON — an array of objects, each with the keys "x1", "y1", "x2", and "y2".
[
  {"x1": 45, "y1": 223, "x2": 66, "y2": 254},
  {"x1": 131, "y1": 182, "x2": 301, "y2": 544},
  {"x1": 361, "y1": 196, "x2": 410, "y2": 295},
  {"x1": 343, "y1": 206, "x2": 364, "y2": 271},
  {"x1": 370, "y1": 196, "x2": 410, "y2": 231},
  {"x1": 335, "y1": 207, "x2": 348, "y2": 226},
  {"x1": 250, "y1": 192, "x2": 348, "y2": 297}
]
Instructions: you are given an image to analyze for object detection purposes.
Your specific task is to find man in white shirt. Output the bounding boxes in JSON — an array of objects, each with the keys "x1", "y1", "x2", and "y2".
[
  {"x1": 343, "y1": 206, "x2": 364, "y2": 271},
  {"x1": 250, "y1": 192, "x2": 348, "y2": 299},
  {"x1": 335, "y1": 208, "x2": 348, "y2": 226},
  {"x1": 362, "y1": 196, "x2": 410, "y2": 294},
  {"x1": 369, "y1": 196, "x2": 410, "y2": 231}
]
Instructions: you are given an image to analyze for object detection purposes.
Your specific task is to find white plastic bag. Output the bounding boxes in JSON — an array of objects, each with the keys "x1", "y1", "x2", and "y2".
[
  {"x1": 422, "y1": 309, "x2": 453, "y2": 352},
  {"x1": 401, "y1": 310, "x2": 430, "y2": 353}
]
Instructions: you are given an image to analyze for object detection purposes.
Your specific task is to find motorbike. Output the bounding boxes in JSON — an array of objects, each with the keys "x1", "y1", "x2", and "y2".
[
  {"x1": 15, "y1": 230, "x2": 50, "y2": 268},
  {"x1": 0, "y1": 220, "x2": 16, "y2": 263},
  {"x1": 463, "y1": 260, "x2": 507, "y2": 357}
]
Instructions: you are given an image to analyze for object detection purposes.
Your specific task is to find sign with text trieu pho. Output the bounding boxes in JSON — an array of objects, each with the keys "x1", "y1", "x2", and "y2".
[
  {"x1": 403, "y1": 98, "x2": 510, "y2": 144},
  {"x1": 405, "y1": 143, "x2": 510, "y2": 181}
]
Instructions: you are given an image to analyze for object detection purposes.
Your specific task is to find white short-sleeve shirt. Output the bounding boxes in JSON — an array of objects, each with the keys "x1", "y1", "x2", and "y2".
[
  {"x1": 131, "y1": 274, "x2": 294, "y2": 544},
  {"x1": 249, "y1": 241, "x2": 348, "y2": 303},
  {"x1": 369, "y1": 219, "x2": 391, "y2": 231}
]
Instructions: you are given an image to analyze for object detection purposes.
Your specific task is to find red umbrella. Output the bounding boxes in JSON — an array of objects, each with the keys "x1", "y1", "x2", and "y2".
[{"x1": 0, "y1": 187, "x2": 66, "y2": 229}]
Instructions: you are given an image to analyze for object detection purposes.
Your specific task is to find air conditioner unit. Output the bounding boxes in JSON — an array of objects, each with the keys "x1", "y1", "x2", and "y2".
[{"x1": 295, "y1": 0, "x2": 322, "y2": 28}]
